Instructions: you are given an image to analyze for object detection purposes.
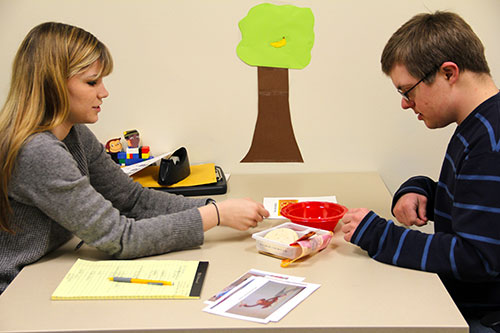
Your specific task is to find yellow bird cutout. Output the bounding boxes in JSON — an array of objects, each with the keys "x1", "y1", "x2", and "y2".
[{"x1": 270, "y1": 37, "x2": 287, "y2": 48}]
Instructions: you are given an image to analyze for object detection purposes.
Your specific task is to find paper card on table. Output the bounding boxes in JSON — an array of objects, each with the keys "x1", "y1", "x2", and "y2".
[
  {"x1": 51, "y1": 259, "x2": 208, "y2": 300},
  {"x1": 263, "y1": 196, "x2": 337, "y2": 219},
  {"x1": 203, "y1": 276, "x2": 319, "y2": 323},
  {"x1": 205, "y1": 268, "x2": 304, "y2": 305}
]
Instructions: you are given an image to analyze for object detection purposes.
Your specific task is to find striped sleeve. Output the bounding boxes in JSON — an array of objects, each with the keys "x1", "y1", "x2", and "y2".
[
  {"x1": 391, "y1": 176, "x2": 436, "y2": 221},
  {"x1": 351, "y1": 211, "x2": 443, "y2": 273},
  {"x1": 353, "y1": 152, "x2": 500, "y2": 281}
]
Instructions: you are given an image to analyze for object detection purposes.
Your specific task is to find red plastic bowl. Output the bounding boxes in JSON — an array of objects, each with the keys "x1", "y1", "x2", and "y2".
[{"x1": 280, "y1": 201, "x2": 348, "y2": 231}]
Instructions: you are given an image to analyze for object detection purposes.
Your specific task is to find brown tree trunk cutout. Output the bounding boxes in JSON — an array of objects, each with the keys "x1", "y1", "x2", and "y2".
[{"x1": 241, "y1": 67, "x2": 303, "y2": 162}]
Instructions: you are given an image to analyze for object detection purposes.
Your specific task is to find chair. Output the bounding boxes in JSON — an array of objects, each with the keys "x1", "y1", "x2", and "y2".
[{"x1": 480, "y1": 311, "x2": 500, "y2": 332}]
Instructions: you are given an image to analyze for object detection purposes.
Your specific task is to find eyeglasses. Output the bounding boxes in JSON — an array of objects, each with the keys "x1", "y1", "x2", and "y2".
[{"x1": 397, "y1": 68, "x2": 436, "y2": 102}]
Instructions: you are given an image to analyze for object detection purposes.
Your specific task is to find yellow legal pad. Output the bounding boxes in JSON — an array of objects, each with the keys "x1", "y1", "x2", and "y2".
[
  {"x1": 51, "y1": 259, "x2": 208, "y2": 300},
  {"x1": 132, "y1": 163, "x2": 217, "y2": 188}
]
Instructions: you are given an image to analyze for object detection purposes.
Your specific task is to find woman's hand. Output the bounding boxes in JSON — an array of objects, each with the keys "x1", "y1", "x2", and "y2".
[{"x1": 199, "y1": 198, "x2": 269, "y2": 231}]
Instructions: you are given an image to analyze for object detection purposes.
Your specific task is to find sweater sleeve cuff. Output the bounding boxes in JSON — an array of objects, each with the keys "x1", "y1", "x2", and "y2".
[
  {"x1": 350, "y1": 211, "x2": 391, "y2": 257},
  {"x1": 391, "y1": 176, "x2": 436, "y2": 220}
]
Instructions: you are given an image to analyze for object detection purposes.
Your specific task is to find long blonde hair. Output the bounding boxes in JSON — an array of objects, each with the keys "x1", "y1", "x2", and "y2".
[{"x1": 0, "y1": 22, "x2": 113, "y2": 233}]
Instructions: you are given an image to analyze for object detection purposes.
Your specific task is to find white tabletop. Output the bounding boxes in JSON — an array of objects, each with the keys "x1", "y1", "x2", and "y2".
[{"x1": 0, "y1": 172, "x2": 468, "y2": 332}]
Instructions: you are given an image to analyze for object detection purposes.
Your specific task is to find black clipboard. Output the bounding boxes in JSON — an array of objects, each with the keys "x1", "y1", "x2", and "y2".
[
  {"x1": 151, "y1": 165, "x2": 227, "y2": 196},
  {"x1": 189, "y1": 261, "x2": 209, "y2": 298}
]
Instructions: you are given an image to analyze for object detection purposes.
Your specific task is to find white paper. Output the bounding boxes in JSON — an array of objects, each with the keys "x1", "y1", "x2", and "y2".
[
  {"x1": 121, "y1": 151, "x2": 172, "y2": 176},
  {"x1": 203, "y1": 276, "x2": 320, "y2": 324},
  {"x1": 205, "y1": 268, "x2": 304, "y2": 305},
  {"x1": 263, "y1": 196, "x2": 337, "y2": 219}
]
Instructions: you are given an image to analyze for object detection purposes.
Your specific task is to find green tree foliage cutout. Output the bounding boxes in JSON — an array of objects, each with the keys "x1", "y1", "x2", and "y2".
[{"x1": 237, "y1": 3, "x2": 314, "y2": 162}]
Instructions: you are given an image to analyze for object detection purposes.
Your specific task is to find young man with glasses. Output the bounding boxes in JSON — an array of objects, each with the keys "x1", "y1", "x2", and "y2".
[{"x1": 340, "y1": 11, "x2": 500, "y2": 332}]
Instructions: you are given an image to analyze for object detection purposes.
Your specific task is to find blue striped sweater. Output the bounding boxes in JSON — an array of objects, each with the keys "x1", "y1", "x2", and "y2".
[{"x1": 352, "y1": 92, "x2": 500, "y2": 310}]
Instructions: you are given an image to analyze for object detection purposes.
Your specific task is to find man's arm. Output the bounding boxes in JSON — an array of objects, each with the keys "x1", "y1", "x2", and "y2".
[{"x1": 391, "y1": 176, "x2": 437, "y2": 226}]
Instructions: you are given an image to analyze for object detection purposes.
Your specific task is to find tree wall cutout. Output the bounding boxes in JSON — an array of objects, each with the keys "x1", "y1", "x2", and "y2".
[{"x1": 237, "y1": 3, "x2": 315, "y2": 162}]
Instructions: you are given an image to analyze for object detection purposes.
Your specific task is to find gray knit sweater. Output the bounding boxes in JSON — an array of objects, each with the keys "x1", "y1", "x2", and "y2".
[{"x1": 0, "y1": 125, "x2": 206, "y2": 294}]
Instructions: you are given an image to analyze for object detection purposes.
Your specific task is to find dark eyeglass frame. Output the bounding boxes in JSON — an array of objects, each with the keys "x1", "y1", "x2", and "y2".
[{"x1": 397, "y1": 67, "x2": 438, "y2": 102}]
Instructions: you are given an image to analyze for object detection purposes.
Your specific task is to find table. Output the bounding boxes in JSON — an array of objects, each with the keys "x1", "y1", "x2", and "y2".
[{"x1": 0, "y1": 173, "x2": 468, "y2": 332}]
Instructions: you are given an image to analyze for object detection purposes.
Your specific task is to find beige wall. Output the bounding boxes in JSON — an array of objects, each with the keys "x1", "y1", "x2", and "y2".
[{"x1": 1, "y1": 0, "x2": 499, "y2": 196}]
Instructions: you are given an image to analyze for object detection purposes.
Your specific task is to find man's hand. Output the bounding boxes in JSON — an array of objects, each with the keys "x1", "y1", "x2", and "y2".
[
  {"x1": 340, "y1": 208, "x2": 370, "y2": 242},
  {"x1": 393, "y1": 193, "x2": 428, "y2": 227}
]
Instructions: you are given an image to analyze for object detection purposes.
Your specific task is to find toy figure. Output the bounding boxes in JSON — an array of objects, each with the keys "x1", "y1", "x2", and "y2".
[
  {"x1": 105, "y1": 138, "x2": 122, "y2": 163},
  {"x1": 112, "y1": 129, "x2": 151, "y2": 166},
  {"x1": 124, "y1": 129, "x2": 140, "y2": 148}
]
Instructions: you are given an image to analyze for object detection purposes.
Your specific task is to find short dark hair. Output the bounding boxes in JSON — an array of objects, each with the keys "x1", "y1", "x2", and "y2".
[
  {"x1": 381, "y1": 11, "x2": 490, "y2": 81},
  {"x1": 123, "y1": 130, "x2": 139, "y2": 139}
]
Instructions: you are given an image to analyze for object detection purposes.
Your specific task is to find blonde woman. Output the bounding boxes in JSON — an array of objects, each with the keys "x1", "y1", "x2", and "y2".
[{"x1": 0, "y1": 22, "x2": 269, "y2": 294}]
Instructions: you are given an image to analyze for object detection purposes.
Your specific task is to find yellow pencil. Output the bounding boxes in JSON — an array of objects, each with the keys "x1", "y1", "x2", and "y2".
[{"x1": 108, "y1": 277, "x2": 173, "y2": 286}]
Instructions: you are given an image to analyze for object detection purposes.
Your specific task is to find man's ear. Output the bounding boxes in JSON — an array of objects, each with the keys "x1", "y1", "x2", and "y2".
[{"x1": 440, "y1": 62, "x2": 460, "y2": 83}]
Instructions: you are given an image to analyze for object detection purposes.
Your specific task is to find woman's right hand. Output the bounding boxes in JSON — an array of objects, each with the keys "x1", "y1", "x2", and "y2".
[
  {"x1": 217, "y1": 198, "x2": 269, "y2": 230},
  {"x1": 199, "y1": 198, "x2": 269, "y2": 231}
]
